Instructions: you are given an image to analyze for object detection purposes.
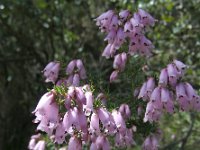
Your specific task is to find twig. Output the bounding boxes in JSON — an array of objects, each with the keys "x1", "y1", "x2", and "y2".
[
  {"x1": 180, "y1": 112, "x2": 195, "y2": 150},
  {"x1": 161, "y1": 112, "x2": 196, "y2": 150}
]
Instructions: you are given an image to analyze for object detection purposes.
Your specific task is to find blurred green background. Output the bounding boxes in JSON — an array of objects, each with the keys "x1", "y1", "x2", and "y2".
[{"x1": 0, "y1": 0, "x2": 200, "y2": 149}]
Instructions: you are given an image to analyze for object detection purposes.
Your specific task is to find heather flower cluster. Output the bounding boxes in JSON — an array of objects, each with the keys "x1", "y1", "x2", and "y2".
[
  {"x1": 29, "y1": 60, "x2": 135, "y2": 150},
  {"x1": 43, "y1": 59, "x2": 86, "y2": 86},
  {"x1": 138, "y1": 60, "x2": 200, "y2": 122},
  {"x1": 95, "y1": 9, "x2": 156, "y2": 82},
  {"x1": 28, "y1": 8, "x2": 200, "y2": 150}
]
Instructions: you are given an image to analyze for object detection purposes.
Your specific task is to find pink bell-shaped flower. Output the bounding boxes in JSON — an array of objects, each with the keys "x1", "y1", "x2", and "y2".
[
  {"x1": 54, "y1": 123, "x2": 66, "y2": 144},
  {"x1": 68, "y1": 136, "x2": 82, "y2": 150},
  {"x1": 119, "y1": 104, "x2": 131, "y2": 119},
  {"x1": 110, "y1": 70, "x2": 119, "y2": 82},
  {"x1": 119, "y1": 10, "x2": 130, "y2": 22},
  {"x1": 33, "y1": 140, "x2": 45, "y2": 150},
  {"x1": 159, "y1": 68, "x2": 168, "y2": 87},
  {"x1": 43, "y1": 61, "x2": 60, "y2": 83},
  {"x1": 89, "y1": 113, "x2": 100, "y2": 134},
  {"x1": 138, "y1": 9, "x2": 156, "y2": 27}
]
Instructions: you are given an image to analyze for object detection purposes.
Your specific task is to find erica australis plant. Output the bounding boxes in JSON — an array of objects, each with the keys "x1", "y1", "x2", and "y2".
[
  {"x1": 29, "y1": 8, "x2": 199, "y2": 150},
  {"x1": 95, "y1": 9, "x2": 155, "y2": 82},
  {"x1": 30, "y1": 59, "x2": 135, "y2": 150},
  {"x1": 138, "y1": 60, "x2": 200, "y2": 123}
]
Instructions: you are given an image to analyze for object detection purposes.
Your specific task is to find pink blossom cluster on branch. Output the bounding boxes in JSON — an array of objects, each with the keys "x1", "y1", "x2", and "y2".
[
  {"x1": 29, "y1": 7, "x2": 200, "y2": 150},
  {"x1": 43, "y1": 59, "x2": 86, "y2": 86},
  {"x1": 95, "y1": 9, "x2": 156, "y2": 82},
  {"x1": 29, "y1": 60, "x2": 135, "y2": 150},
  {"x1": 138, "y1": 60, "x2": 200, "y2": 122}
]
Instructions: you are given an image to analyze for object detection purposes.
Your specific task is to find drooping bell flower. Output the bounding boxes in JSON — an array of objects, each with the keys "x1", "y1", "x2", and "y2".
[
  {"x1": 77, "y1": 109, "x2": 88, "y2": 133},
  {"x1": 72, "y1": 73, "x2": 80, "y2": 86},
  {"x1": 56, "y1": 78, "x2": 68, "y2": 86},
  {"x1": 76, "y1": 59, "x2": 87, "y2": 80},
  {"x1": 124, "y1": 128, "x2": 135, "y2": 147},
  {"x1": 176, "y1": 83, "x2": 190, "y2": 111},
  {"x1": 109, "y1": 15, "x2": 119, "y2": 31},
  {"x1": 184, "y1": 82, "x2": 199, "y2": 109},
  {"x1": 33, "y1": 140, "x2": 45, "y2": 150},
  {"x1": 173, "y1": 60, "x2": 187, "y2": 76},
  {"x1": 62, "y1": 110, "x2": 74, "y2": 133},
  {"x1": 146, "y1": 77, "x2": 155, "y2": 97},
  {"x1": 65, "y1": 94, "x2": 72, "y2": 110},
  {"x1": 104, "y1": 30, "x2": 116, "y2": 43},
  {"x1": 33, "y1": 91, "x2": 55, "y2": 117},
  {"x1": 130, "y1": 14, "x2": 144, "y2": 33},
  {"x1": 159, "y1": 68, "x2": 168, "y2": 87},
  {"x1": 129, "y1": 35, "x2": 153, "y2": 56},
  {"x1": 160, "y1": 87, "x2": 175, "y2": 113},
  {"x1": 68, "y1": 136, "x2": 82, "y2": 150},
  {"x1": 36, "y1": 117, "x2": 54, "y2": 135},
  {"x1": 138, "y1": 9, "x2": 156, "y2": 27},
  {"x1": 167, "y1": 64, "x2": 179, "y2": 86},
  {"x1": 89, "y1": 113, "x2": 100, "y2": 134},
  {"x1": 115, "y1": 132, "x2": 125, "y2": 147},
  {"x1": 65, "y1": 59, "x2": 87, "y2": 86},
  {"x1": 66, "y1": 74, "x2": 74, "y2": 86},
  {"x1": 68, "y1": 87, "x2": 86, "y2": 108},
  {"x1": 33, "y1": 91, "x2": 59, "y2": 127},
  {"x1": 75, "y1": 87, "x2": 86, "y2": 105},
  {"x1": 138, "y1": 35, "x2": 154, "y2": 56},
  {"x1": 138, "y1": 82, "x2": 148, "y2": 100},
  {"x1": 95, "y1": 10, "x2": 115, "y2": 32},
  {"x1": 113, "y1": 52, "x2": 127, "y2": 71},
  {"x1": 112, "y1": 110, "x2": 126, "y2": 134},
  {"x1": 121, "y1": 52, "x2": 127, "y2": 68},
  {"x1": 185, "y1": 83, "x2": 198, "y2": 101},
  {"x1": 95, "y1": 135, "x2": 111, "y2": 150},
  {"x1": 150, "y1": 87, "x2": 162, "y2": 110},
  {"x1": 83, "y1": 90, "x2": 94, "y2": 116},
  {"x1": 28, "y1": 134, "x2": 41, "y2": 150},
  {"x1": 124, "y1": 21, "x2": 133, "y2": 33},
  {"x1": 142, "y1": 131, "x2": 162, "y2": 150},
  {"x1": 113, "y1": 54, "x2": 122, "y2": 70},
  {"x1": 115, "y1": 28, "x2": 126, "y2": 49},
  {"x1": 144, "y1": 102, "x2": 162, "y2": 122},
  {"x1": 105, "y1": 116, "x2": 116, "y2": 135},
  {"x1": 54, "y1": 123, "x2": 66, "y2": 144},
  {"x1": 163, "y1": 98, "x2": 174, "y2": 114},
  {"x1": 119, "y1": 10, "x2": 130, "y2": 22},
  {"x1": 110, "y1": 70, "x2": 119, "y2": 82},
  {"x1": 90, "y1": 142, "x2": 98, "y2": 150},
  {"x1": 161, "y1": 87, "x2": 171, "y2": 103},
  {"x1": 102, "y1": 43, "x2": 116, "y2": 59},
  {"x1": 43, "y1": 61, "x2": 60, "y2": 83},
  {"x1": 96, "y1": 93, "x2": 107, "y2": 105},
  {"x1": 115, "y1": 128, "x2": 135, "y2": 148},
  {"x1": 97, "y1": 107, "x2": 110, "y2": 127},
  {"x1": 128, "y1": 36, "x2": 140, "y2": 55},
  {"x1": 69, "y1": 107, "x2": 80, "y2": 129},
  {"x1": 66, "y1": 60, "x2": 76, "y2": 75},
  {"x1": 119, "y1": 104, "x2": 131, "y2": 119},
  {"x1": 28, "y1": 138, "x2": 36, "y2": 150}
]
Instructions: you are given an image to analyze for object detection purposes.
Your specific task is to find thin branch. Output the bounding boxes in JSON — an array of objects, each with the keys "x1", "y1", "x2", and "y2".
[
  {"x1": 161, "y1": 112, "x2": 196, "y2": 150},
  {"x1": 180, "y1": 112, "x2": 195, "y2": 150}
]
